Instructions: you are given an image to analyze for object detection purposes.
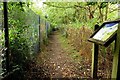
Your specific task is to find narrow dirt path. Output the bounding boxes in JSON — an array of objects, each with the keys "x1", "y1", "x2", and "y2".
[
  {"x1": 26, "y1": 30, "x2": 110, "y2": 79},
  {"x1": 35, "y1": 31, "x2": 84, "y2": 78},
  {"x1": 26, "y1": 31, "x2": 91, "y2": 79},
  {"x1": 38, "y1": 31, "x2": 79, "y2": 78}
]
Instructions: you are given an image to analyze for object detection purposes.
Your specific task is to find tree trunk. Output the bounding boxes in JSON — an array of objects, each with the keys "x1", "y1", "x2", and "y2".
[
  {"x1": 88, "y1": 6, "x2": 94, "y2": 19},
  {"x1": 105, "y1": 2, "x2": 109, "y2": 20},
  {"x1": 99, "y1": 7, "x2": 103, "y2": 22}
]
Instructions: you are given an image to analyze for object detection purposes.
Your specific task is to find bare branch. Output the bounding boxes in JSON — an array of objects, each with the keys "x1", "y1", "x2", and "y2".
[{"x1": 109, "y1": 8, "x2": 120, "y2": 13}]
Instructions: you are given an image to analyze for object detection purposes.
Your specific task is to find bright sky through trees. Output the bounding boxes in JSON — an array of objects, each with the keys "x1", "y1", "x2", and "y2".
[{"x1": 33, "y1": 0, "x2": 46, "y2": 8}]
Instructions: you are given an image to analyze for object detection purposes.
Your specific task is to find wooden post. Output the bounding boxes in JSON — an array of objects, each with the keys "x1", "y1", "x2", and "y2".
[
  {"x1": 111, "y1": 36, "x2": 120, "y2": 79},
  {"x1": 111, "y1": 3, "x2": 120, "y2": 79},
  {"x1": 91, "y1": 24, "x2": 99, "y2": 79},
  {"x1": 3, "y1": 2, "x2": 9, "y2": 72}
]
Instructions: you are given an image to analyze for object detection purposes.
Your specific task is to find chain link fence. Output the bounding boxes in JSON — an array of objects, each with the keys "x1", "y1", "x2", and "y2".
[{"x1": 0, "y1": 2, "x2": 52, "y2": 79}]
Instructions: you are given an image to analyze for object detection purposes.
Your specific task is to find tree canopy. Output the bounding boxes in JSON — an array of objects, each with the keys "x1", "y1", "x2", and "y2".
[{"x1": 31, "y1": 2, "x2": 118, "y2": 28}]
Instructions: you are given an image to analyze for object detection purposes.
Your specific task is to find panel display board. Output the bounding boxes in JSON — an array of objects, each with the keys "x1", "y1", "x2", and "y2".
[
  {"x1": 88, "y1": 20, "x2": 120, "y2": 47},
  {"x1": 93, "y1": 23, "x2": 118, "y2": 41}
]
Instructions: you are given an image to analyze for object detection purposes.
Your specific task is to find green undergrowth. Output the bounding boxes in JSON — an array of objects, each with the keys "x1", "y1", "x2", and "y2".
[{"x1": 58, "y1": 31, "x2": 82, "y2": 63}]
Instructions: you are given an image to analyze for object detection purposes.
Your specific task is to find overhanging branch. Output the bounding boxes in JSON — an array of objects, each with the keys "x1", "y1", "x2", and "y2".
[
  {"x1": 43, "y1": 2, "x2": 74, "y2": 8},
  {"x1": 43, "y1": 2, "x2": 87, "y2": 9}
]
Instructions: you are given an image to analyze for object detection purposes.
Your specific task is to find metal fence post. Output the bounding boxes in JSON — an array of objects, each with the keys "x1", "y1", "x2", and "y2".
[
  {"x1": 39, "y1": 16, "x2": 41, "y2": 52},
  {"x1": 3, "y1": 2, "x2": 9, "y2": 72}
]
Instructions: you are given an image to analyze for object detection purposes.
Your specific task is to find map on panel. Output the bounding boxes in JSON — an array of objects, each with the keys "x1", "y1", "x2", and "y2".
[{"x1": 93, "y1": 23, "x2": 118, "y2": 41}]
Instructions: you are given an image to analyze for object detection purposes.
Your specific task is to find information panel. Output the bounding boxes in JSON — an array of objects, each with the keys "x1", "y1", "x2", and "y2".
[
  {"x1": 93, "y1": 23, "x2": 118, "y2": 41},
  {"x1": 88, "y1": 20, "x2": 120, "y2": 47}
]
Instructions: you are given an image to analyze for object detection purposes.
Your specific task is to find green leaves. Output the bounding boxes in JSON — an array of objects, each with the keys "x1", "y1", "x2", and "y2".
[
  {"x1": 5, "y1": 2, "x2": 40, "y2": 73},
  {"x1": 99, "y1": 2, "x2": 108, "y2": 9},
  {"x1": 86, "y1": 2, "x2": 97, "y2": 6},
  {"x1": 33, "y1": 2, "x2": 118, "y2": 28}
]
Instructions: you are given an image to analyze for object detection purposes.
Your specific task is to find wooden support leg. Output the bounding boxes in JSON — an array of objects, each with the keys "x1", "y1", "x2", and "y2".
[
  {"x1": 91, "y1": 43, "x2": 99, "y2": 78},
  {"x1": 111, "y1": 34, "x2": 120, "y2": 80},
  {"x1": 112, "y1": 40, "x2": 120, "y2": 80},
  {"x1": 91, "y1": 25, "x2": 99, "y2": 79},
  {"x1": 111, "y1": 3, "x2": 120, "y2": 79}
]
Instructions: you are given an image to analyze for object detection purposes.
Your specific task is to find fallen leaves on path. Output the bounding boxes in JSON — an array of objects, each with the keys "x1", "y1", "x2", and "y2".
[{"x1": 25, "y1": 31, "x2": 92, "y2": 79}]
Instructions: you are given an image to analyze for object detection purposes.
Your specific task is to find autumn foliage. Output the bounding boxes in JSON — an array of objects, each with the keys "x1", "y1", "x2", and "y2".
[
  {"x1": 66, "y1": 26, "x2": 92, "y2": 60},
  {"x1": 63, "y1": 26, "x2": 113, "y2": 78}
]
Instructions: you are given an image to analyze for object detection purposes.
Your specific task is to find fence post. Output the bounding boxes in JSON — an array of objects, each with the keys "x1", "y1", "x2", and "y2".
[
  {"x1": 3, "y1": 2, "x2": 9, "y2": 72},
  {"x1": 111, "y1": 33, "x2": 120, "y2": 79},
  {"x1": 39, "y1": 16, "x2": 41, "y2": 52},
  {"x1": 91, "y1": 24, "x2": 99, "y2": 79},
  {"x1": 111, "y1": 3, "x2": 120, "y2": 79}
]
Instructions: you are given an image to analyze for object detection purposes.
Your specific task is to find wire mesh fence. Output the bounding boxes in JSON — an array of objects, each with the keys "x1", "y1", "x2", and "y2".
[
  {"x1": 0, "y1": 3, "x2": 39, "y2": 77},
  {"x1": 7, "y1": 3, "x2": 41, "y2": 78},
  {"x1": 0, "y1": 2, "x2": 52, "y2": 79},
  {"x1": 0, "y1": 3, "x2": 4, "y2": 79},
  {"x1": 40, "y1": 18, "x2": 51, "y2": 46}
]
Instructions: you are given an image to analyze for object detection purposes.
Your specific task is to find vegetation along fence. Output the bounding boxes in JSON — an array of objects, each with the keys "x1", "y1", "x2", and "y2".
[
  {"x1": 0, "y1": 3, "x2": 3, "y2": 79},
  {"x1": 40, "y1": 17, "x2": 51, "y2": 46},
  {"x1": 0, "y1": 2, "x2": 52, "y2": 79}
]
